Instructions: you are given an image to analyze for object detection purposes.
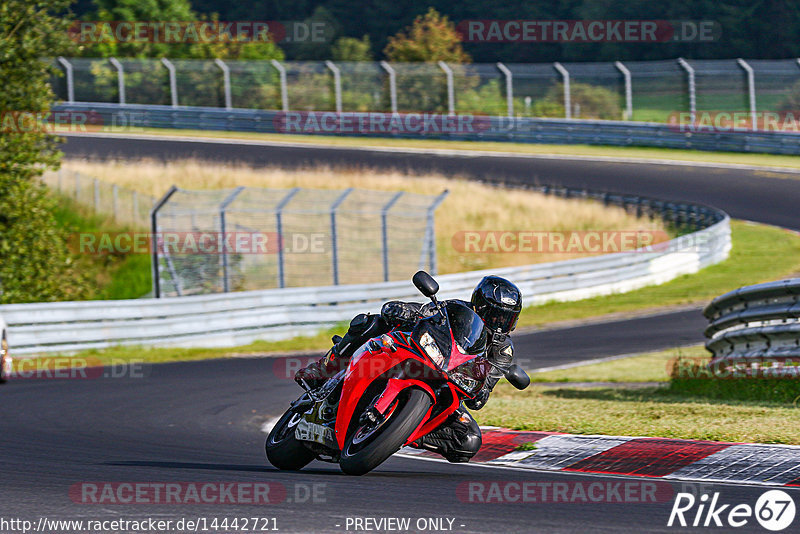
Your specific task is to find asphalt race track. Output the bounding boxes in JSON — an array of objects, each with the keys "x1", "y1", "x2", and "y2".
[
  {"x1": 2, "y1": 357, "x2": 792, "y2": 533},
  {"x1": 5, "y1": 133, "x2": 792, "y2": 532}
]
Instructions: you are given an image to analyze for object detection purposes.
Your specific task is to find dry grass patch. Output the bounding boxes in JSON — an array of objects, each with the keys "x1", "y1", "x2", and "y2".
[{"x1": 61, "y1": 159, "x2": 668, "y2": 274}]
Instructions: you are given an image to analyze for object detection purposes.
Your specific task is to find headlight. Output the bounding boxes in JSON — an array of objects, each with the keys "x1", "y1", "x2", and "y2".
[
  {"x1": 448, "y1": 359, "x2": 489, "y2": 397},
  {"x1": 419, "y1": 332, "x2": 445, "y2": 368},
  {"x1": 449, "y1": 369, "x2": 482, "y2": 396}
]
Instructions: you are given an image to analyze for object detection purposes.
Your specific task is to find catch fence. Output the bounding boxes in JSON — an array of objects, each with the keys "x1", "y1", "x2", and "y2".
[
  {"x1": 50, "y1": 57, "x2": 800, "y2": 124},
  {"x1": 151, "y1": 186, "x2": 447, "y2": 297}
]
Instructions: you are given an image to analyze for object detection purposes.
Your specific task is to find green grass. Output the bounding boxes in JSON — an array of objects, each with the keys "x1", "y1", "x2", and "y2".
[
  {"x1": 86, "y1": 126, "x2": 800, "y2": 172},
  {"x1": 531, "y1": 345, "x2": 707, "y2": 383},
  {"x1": 516, "y1": 220, "x2": 800, "y2": 328},
  {"x1": 473, "y1": 384, "x2": 800, "y2": 444},
  {"x1": 51, "y1": 194, "x2": 152, "y2": 300},
  {"x1": 474, "y1": 343, "x2": 800, "y2": 444}
]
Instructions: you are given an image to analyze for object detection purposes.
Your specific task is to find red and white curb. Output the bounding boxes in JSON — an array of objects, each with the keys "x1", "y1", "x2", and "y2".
[{"x1": 398, "y1": 428, "x2": 800, "y2": 487}]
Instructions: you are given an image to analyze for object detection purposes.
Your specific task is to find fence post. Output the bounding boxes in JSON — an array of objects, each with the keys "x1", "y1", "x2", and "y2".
[
  {"x1": 381, "y1": 192, "x2": 404, "y2": 282},
  {"x1": 737, "y1": 58, "x2": 757, "y2": 130},
  {"x1": 219, "y1": 187, "x2": 245, "y2": 293},
  {"x1": 150, "y1": 185, "x2": 179, "y2": 298},
  {"x1": 112, "y1": 184, "x2": 118, "y2": 221},
  {"x1": 109, "y1": 57, "x2": 126, "y2": 105},
  {"x1": 57, "y1": 57, "x2": 74, "y2": 103},
  {"x1": 325, "y1": 60, "x2": 342, "y2": 113},
  {"x1": 677, "y1": 58, "x2": 696, "y2": 124},
  {"x1": 615, "y1": 61, "x2": 633, "y2": 120},
  {"x1": 275, "y1": 188, "x2": 300, "y2": 288},
  {"x1": 426, "y1": 190, "x2": 449, "y2": 275},
  {"x1": 438, "y1": 61, "x2": 455, "y2": 115},
  {"x1": 271, "y1": 59, "x2": 289, "y2": 112},
  {"x1": 553, "y1": 62, "x2": 571, "y2": 119},
  {"x1": 161, "y1": 58, "x2": 178, "y2": 107},
  {"x1": 380, "y1": 61, "x2": 397, "y2": 113},
  {"x1": 214, "y1": 58, "x2": 232, "y2": 110},
  {"x1": 132, "y1": 191, "x2": 139, "y2": 224},
  {"x1": 93, "y1": 178, "x2": 100, "y2": 212},
  {"x1": 496, "y1": 62, "x2": 514, "y2": 118},
  {"x1": 330, "y1": 188, "x2": 353, "y2": 285}
]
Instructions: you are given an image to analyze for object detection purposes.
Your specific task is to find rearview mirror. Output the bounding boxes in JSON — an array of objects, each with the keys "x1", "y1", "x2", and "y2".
[
  {"x1": 504, "y1": 364, "x2": 530, "y2": 390},
  {"x1": 412, "y1": 271, "x2": 439, "y2": 298}
]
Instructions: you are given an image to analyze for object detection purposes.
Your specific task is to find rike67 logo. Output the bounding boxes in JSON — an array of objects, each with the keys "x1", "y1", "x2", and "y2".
[{"x1": 668, "y1": 490, "x2": 796, "y2": 531}]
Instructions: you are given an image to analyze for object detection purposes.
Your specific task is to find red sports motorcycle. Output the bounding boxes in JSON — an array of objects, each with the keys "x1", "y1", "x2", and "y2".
[{"x1": 265, "y1": 271, "x2": 530, "y2": 476}]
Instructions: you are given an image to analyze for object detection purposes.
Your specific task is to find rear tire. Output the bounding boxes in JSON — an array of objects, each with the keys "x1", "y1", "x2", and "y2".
[
  {"x1": 340, "y1": 388, "x2": 431, "y2": 476},
  {"x1": 265, "y1": 410, "x2": 316, "y2": 471}
]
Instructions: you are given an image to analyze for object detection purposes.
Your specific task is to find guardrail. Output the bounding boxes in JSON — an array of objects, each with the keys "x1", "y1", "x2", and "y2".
[
  {"x1": 2, "y1": 189, "x2": 730, "y2": 355},
  {"x1": 53, "y1": 102, "x2": 800, "y2": 155},
  {"x1": 704, "y1": 278, "x2": 800, "y2": 376}
]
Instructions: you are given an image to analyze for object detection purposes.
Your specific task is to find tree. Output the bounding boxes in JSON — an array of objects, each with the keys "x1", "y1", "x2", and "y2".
[
  {"x1": 79, "y1": 0, "x2": 197, "y2": 58},
  {"x1": 332, "y1": 35, "x2": 373, "y2": 62},
  {"x1": 0, "y1": 0, "x2": 91, "y2": 302},
  {"x1": 383, "y1": 8, "x2": 470, "y2": 63}
]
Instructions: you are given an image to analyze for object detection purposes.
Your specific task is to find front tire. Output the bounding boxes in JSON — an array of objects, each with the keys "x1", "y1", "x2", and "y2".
[
  {"x1": 340, "y1": 388, "x2": 431, "y2": 476},
  {"x1": 265, "y1": 410, "x2": 316, "y2": 471}
]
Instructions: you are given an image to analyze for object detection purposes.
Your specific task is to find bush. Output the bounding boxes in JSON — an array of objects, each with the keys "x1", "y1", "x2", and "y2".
[{"x1": 528, "y1": 83, "x2": 622, "y2": 120}]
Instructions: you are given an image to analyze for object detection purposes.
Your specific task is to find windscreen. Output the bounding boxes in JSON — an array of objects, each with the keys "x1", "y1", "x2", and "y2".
[{"x1": 446, "y1": 302, "x2": 488, "y2": 356}]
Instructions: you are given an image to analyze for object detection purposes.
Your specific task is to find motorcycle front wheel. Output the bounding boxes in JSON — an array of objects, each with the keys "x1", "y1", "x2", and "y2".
[
  {"x1": 265, "y1": 410, "x2": 316, "y2": 471},
  {"x1": 339, "y1": 387, "x2": 431, "y2": 476}
]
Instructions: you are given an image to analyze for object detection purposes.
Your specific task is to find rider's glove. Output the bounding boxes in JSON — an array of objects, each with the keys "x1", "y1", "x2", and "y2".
[{"x1": 464, "y1": 386, "x2": 491, "y2": 411}]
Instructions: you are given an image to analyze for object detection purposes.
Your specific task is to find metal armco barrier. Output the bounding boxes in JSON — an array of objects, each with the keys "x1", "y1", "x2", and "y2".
[
  {"x1": 2, "y1": 193, "x2": 730, "y2": 355},
  {"x1": 54, "y1": 102, "x2": 800, "y2": 155},
  {"x1": 704, "y1": 278, "x2": 800, "y2": 376}
]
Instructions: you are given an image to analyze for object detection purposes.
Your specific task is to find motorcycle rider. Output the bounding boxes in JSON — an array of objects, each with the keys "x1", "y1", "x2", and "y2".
[{"x1": 294, "y1": 275, "x2": 523, "y2": 463}]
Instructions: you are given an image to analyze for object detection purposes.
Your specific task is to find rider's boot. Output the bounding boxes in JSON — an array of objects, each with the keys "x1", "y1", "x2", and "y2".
[
  {"x1": 409, "y1": 407, "x2": 482, "y2": 463},
  {"x1": 294, "y1": 313, "x2": 373, "y2": 390}
]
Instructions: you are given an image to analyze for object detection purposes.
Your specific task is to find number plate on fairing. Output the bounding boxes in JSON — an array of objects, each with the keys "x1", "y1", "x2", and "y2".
[{"x1": 295, "y1": 418, "x2": 337, "y2": 449}]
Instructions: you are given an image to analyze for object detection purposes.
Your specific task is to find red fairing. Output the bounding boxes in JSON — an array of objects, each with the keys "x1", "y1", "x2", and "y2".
[
  {"x1": 405, "y1": 382, "x2": 461, "y2": 444},
  {"x1": 334, "y1": 337, "x2": 436, "y2": 449},
  {"x1": 447, "y1": 336, "x2": 475, "y2": 371}
]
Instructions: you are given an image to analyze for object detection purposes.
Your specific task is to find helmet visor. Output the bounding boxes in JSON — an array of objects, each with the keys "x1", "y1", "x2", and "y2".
[{"x1": 482, "y1": 307, "x2": 520, "y2": 333}]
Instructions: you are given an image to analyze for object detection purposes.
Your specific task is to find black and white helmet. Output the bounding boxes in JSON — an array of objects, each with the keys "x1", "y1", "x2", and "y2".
[{"x1": 470, "y1": 276, "x2": 522, "y2": 334}]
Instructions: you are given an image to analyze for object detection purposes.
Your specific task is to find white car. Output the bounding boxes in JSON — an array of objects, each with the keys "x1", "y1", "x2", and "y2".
[{"x1": 0, "y1": 314, "x2": 8, "y2": 383}]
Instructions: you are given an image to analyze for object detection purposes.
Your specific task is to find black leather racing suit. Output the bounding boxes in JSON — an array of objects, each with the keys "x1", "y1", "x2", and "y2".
[{"x1": 376, "y1": 300, "x2": 515, "y2": 462}]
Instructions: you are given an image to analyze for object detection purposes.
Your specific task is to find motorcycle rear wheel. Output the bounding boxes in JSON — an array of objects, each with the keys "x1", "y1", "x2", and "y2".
[
  {"x1": 265, "y1": 410, "x2": 316, "y2": 471},
  {"x1": 340, "y1": 388, "x2": 431, "y2": 476}
]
